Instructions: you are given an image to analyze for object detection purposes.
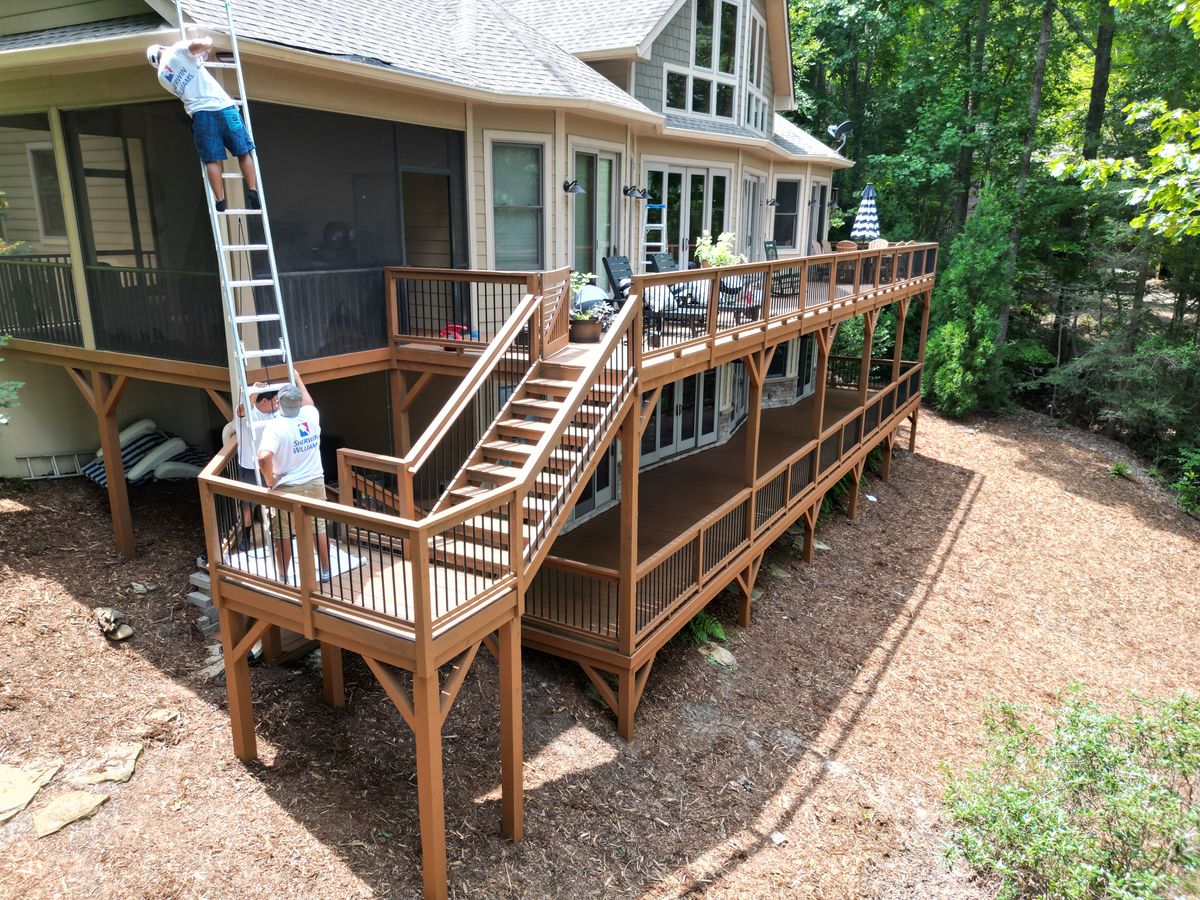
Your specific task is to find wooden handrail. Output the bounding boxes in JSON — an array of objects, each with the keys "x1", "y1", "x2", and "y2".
[
  {"x1": 385, "y1": 266, "x2": 530, "y2": 284},
  {"x1": 406, "y1": 290, "x2": 541, "y2": 473},
  {"x1": 755, "y1": 438, "x2": 818, "y2": 489},
  {"x1": 540, "y1": 555, "x2": 621, "y2": 581},
  {"x1": 635, "y1": 487, "x2": 751, "y2": 577}
]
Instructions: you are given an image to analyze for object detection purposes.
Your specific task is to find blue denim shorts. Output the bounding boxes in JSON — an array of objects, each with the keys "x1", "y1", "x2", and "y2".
[{"x1": 192, "y1": 106, "x2": 255, "y2": 163}]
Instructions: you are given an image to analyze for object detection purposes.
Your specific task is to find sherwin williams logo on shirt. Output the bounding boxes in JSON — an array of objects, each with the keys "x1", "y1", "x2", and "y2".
[{"x1": 299, "y1": 422, "x2": 311, "y2": 437}]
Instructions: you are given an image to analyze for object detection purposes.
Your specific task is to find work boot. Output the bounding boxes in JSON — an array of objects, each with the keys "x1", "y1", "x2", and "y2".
[
  {"x1": 215, "y1": 197, "x2": 227, "y2": 213},
  {"x1": 246, "y1": 188, "x2": 261, "y2": 210}
]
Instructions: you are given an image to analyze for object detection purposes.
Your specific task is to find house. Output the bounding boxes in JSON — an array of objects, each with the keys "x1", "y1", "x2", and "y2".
[{"x1": 0, "y1": 2, "x2": 936, "y2": 898}]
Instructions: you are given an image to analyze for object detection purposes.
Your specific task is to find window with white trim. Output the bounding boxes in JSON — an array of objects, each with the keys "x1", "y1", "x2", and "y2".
[
  {"x1": 744, "y1": 10, "x2": 769, "y2": 133},
  {"x1": 491, "y1": 141, "x2": 544, "y2": 270},
  {"x1": 771, "y1": 178, "x2": 801, "y2": 249},
  {"x1": 665, "y1": 0, "x2": 739, "y2": 120},
  {"x1": 27, "y1": 146, "x2": 67, "y2": 240}
]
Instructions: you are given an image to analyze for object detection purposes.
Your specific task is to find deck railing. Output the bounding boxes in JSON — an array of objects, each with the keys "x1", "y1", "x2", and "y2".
[
  {"x1": 629, "y1": 242, "x2": 937, "y2": 360},
  {"x1": 526, "y1": 556, "x2": 621, "y2": 643},
  {"x1": 201, "y1": 440, "x2": 519, "y2": 645},
  {"x1": 386, "y1": 267, "x2": 534, "y2": 349},
  {"x1": 0, "y1": 255, "x2": 83, "y2": 346}
]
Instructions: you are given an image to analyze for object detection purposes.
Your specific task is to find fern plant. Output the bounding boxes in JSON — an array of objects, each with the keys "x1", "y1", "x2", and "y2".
[{"x1": 686, "y1": 610, "x2": 728, "y2": 645}]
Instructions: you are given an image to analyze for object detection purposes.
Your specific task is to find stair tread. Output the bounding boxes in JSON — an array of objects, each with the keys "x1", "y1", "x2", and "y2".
[
  {"x1": 482, "y1": 439, "x2": 534, "y2": 456},
  {"x1": 465, "y1": 462, "x2": 520, "y2": 481},
  {"x1": 510, "y1": 397, "x2": 566, "y2": 415}
]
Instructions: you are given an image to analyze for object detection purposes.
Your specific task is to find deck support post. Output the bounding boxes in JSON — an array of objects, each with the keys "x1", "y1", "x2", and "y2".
[
  {"x1": 497, "y1": 618, "x2": 524, "y2": 842},
  {"x1": 803, "y1": 509, "x2": 817, "y2": 564},
  {"x1": 892, "y1": 297, "x2": 910, "y2": 384},
  {"x1": 909, "y1": 408, "x2": 920, "y2": 453},
  {"x1": 70, "y1": 370, "x2": 134, "y2": 559},
  {"x1": 881, "y1": 433, "x2": 894, "y2": 482},
  {"x1": 743, "y1": 350, "x2": 766, "y2": 542},
  {"x1": 320, "y1": 642, "x2": 344, "y2": 708},
  {"x1": 413, "y1": 670, "x2": 448, "y2": 900},
  {"x1": 734, "y1": 555, "x2": 763, "y2": 627},
  {"x1": 858, "y1": 310, "x2": 879, "y2": 408},
  {"x1": 389, "y1": 370, "x2": 434, "y2": 456},
  {"x1": 847, "y1": 461, "x2": 864, "y2": 521},
  {"x1": 217, "y1": 607, "x2": 258, "y2": 761},
  {"x1": 917, "y1": 290, "x2": 932, "y2": 361},
  {"x1": 813, "y1": 325, "x2": 835, "y2": 453},
  {"x1": 617, "y1": 667, "x2": 636, "y2": 742},
  {"x1": 618, "y1": 408, "x2": 640, "y2": 657}
]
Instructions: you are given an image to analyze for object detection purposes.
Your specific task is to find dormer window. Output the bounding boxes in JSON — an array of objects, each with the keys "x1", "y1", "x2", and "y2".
[{"x1": 665, "y1": 0, "x2": 740, "y2": 121}]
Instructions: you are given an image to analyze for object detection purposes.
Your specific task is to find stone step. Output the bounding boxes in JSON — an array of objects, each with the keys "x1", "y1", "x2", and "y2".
[
  {"x1": 189, "y1": 571, "x2": 211, "y2": 593},
  {"x1": 187, "y1": 590, "x2": 215, "y2": 611}
]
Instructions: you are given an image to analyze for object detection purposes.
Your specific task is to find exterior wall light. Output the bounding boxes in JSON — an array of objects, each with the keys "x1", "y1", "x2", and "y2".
[{"x1": 563, "y1": 179, "x2": 586, "y2": 194}]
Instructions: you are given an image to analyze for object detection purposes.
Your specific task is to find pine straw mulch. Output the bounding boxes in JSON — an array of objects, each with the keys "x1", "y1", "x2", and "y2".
[{"x1": 1, "y1": 409, "x2": 1198, "y2": 899}]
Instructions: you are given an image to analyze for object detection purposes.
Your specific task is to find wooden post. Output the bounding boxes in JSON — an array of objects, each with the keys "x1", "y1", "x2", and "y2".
[
  {"x1": 918, "y1": 290, "x2": 932, "y2": 360},
  {"x1": 618, "y1": 409, "x2": 640, "y2": 657},
  {"x1": 743, "y1": 351, "x2": 764, "y2": 542},
  {"x1": 909, "y1": 408, "x2": 920, "y2": 453},
  {"x1": 320, "y1": 643, "x2": 344, "y2": 708},
  {"x1": 892, "y1": 297, "x2": 910, "y2": 383},
  {"x1": 389, "y1": 369, "x2": 410, "y2": 456},
  {"x1": 802, "y1": 510, "x2": 815, "y2": 564},
  {"x1": 617, "y1": 667, "x2": 636, "y2": 742},
  {"x1": 812, "y1": 327, "x2": 833, "y2": 470},
  {"x1": 847, "y1": 462, "x2": 863, "y2": 521},
  {"x1": 881, "y1": 434, "x2": 894, "y2": 482},
  {"x1": 217, "y1": 606, "x2": 258, "y2": 761},
  {"x1": 497, "y1": 618, "x2": 524, "y2": 841},
  {"x1": 857, "y1": 311, "x2": 878, "y2": 409},
  {"x1": 87, "y1": 370, "x2": 135, "y2": 559},
  {"x1": 413, "y1": 670, "x2": 448, "y2": 900}
]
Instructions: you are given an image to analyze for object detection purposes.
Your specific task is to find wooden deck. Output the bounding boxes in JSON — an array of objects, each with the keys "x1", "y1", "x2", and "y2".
[{"x1": 550, "y1": 387, "x2": 865, "y2": 568}]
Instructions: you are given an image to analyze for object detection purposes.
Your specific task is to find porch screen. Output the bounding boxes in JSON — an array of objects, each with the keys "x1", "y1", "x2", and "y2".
[
  {"x1": 492, "y1": 143, "x2": 544, "y2": 270},
  {"x1": 0, "y1": 113, "x2": 81, "y2": 345}
]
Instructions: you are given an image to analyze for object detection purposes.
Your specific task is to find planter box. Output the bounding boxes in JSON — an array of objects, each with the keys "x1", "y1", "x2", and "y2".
[{"x1": 569, "y1": 319, "x2": 602, "y2": 343}]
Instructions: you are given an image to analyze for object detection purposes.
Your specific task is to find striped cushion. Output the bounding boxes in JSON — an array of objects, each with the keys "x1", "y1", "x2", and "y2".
[{"x1": 82, "y1": 432, "x2": 210, "y2": 487}]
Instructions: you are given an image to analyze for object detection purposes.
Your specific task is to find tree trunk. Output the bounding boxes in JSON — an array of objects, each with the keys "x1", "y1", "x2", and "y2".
[
  {"x1": 954, "y1": 0, "x2": 991, "y2": 230},
  {"x1": 997, "y1": 0, "x2": 1054, "y2": 349},
  {"x1": 1082, "y1": 0, "x2": 1116, "y2": 160}
]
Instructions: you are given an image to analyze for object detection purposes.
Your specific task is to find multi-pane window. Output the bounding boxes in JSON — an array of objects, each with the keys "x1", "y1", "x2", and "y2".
[
  {"x1": 492, "y1": 142, "x2": 544, "y2": 270},
  {"x1": 745, "y1": 10, "x2": 769, "y2": 133},
  {"x1": 771, "y1": 179, "x2": 801, "y2": 249},
  {"x1": 28, "y1": 147, "x2": 66, "y2": 239},
  {"x1": 667, "y1": 0, "x2": 739, "y2": 120}
]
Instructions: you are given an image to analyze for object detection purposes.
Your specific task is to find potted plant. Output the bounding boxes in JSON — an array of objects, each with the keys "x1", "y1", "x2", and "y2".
[
  {"x1": 569, "y1": 301, "x2": 613, "y2": 343},
  {"x1": 693, "y1": 230, "x2": 747, "y2": 268},
  {"x1": 570, "y1": 270, "x2": 597, "y2": 296}
]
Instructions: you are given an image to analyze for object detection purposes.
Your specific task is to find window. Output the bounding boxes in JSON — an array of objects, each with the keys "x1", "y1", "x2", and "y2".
[
  {"x1": 771, "y1": 179, "x2": 801, "y2": 249},
  {"x1": 808, "y1": 182, "x2": 829, "y2": 251},
  {"x1": 28, "y1": 147, "x2": 66, "y2": 239},
  {"x1": 744, "y1": 10, "x2": 769, "y2": 134},
  {"x1": 667, "y1": 0, "x2": 739, "y2": 121},
  {"x1": 491, "y1": 141, "x2": 544, "y2": 270},
  {"x1": 767, "y1": 342, "x2": 789, "y2": 379}
]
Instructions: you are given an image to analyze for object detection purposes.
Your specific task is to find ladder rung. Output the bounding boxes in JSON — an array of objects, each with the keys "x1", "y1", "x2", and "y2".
[
  {"x1": 217, "y1": 208, "x2": 264, "y2": 216},
  {"x1": 206, "y1": 61, "x2": 238, "y2": 69},
  {"x1": 223, "y1": 244, "x2": 269, "y2": 252},
  {"x1": 255, "y1": 381, "x2": 293, "y2": 393},
  {"x1": 221, "y1": 172, "x2": 244, "y2": 179},
  {"x1": 235, "y1": 313, "x2": 281, "y2": 323},
  {"x1": 229, "y1": 278, "x2": 275, "y2": 288},
  {"x1": 243, "y1": 348, "x2": 286, "y2": 360}
]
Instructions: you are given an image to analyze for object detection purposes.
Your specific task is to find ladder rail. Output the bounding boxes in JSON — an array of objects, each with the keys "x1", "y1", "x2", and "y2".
[{"x1": 172, "y1": 0, "x2": 296, "y2": 474}]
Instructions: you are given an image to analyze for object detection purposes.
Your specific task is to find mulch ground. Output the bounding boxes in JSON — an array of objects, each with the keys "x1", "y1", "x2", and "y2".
[{"x1": 1, "y1": 409, "x2": 1198, "y2": 899}]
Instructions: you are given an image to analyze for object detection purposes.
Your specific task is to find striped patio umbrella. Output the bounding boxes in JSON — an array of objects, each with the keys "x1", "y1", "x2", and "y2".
[{"x1": 849, "y1": 183, "x2": 881, "y2": 242}]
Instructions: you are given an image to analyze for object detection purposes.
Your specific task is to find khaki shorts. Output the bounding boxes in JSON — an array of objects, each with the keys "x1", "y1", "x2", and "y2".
[{"x1": 269, "y1": 478, "x2": 328, "y2": 539}]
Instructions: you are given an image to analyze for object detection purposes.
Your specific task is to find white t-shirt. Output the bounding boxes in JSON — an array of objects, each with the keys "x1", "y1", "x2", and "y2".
[
  {"x1": 259, "y1": 405, "x2": 324, "y2": 487},
  {"x1": 156, "y1": 40, "x2": 234, "y2": 116},
  {"x1": 235, "y1": 403, "x2": 276, "y2": 470}
]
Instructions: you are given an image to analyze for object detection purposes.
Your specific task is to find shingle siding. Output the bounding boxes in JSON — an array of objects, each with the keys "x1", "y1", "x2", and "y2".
[{"x1": 634, "y1": 0, "x2": 694, "y2": 113}]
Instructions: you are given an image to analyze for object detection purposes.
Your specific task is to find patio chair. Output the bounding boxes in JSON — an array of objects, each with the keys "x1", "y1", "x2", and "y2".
[
  {"x1": 835, "y1": 241, "x2": 859, "y2": 252},
  {"x1": 764, "y1": 240, "x2": 779, "y2": 261},
  {"x1": 867, "y1": 238, "x2": 889, "y2": 250},
  {"x1": 602, "y1": 255, "x2": 634, "y2": 307}
]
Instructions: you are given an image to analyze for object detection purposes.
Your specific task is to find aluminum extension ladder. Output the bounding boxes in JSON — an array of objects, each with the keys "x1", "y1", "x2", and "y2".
[{"x1": 172, "y1": 0, "x2": 295, "y2": 463}]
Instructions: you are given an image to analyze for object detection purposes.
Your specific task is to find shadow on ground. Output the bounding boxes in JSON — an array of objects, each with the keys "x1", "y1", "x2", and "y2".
[{"x1": 0, "y1": 424, "x2": 977, "y2": 897}]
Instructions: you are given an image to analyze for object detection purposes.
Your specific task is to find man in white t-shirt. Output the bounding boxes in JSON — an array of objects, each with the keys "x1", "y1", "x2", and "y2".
[
  {"x1": 146, "y1": 36, "x2": 259, "y2": 212},
  {"x1": 257, "y1": 375, "x2": 331, "y2": 582},
  {"x1": 233, "y1": 383, "x2": 277, "y2": 551}
]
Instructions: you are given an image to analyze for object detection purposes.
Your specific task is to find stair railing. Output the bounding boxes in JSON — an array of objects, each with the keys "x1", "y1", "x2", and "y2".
[{"x1": 515, "y1": 294, "x2": 642, "y2": 569}]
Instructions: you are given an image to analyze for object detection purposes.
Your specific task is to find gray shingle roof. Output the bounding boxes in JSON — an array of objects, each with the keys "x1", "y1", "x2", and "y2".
[
  {"x1": 771, "y1": 114, "x2": 851, "y2": 165},
  {"x1": 504, "y1": 0, "x2": 678, "y2": 56},
  {"x1": 177, "y1": 0, "x2": 655, "y2": 117},
  {"x1": 0, "y1": 13, "x2": 169, "y2": 52}
]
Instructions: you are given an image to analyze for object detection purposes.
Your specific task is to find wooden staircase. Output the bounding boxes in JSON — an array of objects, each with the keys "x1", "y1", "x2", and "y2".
[{"x1": 430, "y1": 358, "x2": 631, "y2": 581}]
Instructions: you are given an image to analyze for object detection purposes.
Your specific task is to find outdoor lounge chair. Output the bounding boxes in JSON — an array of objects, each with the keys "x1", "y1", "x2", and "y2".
[
  {"x1": 602, "y1": 255, "x2": 634, "y2": 307},
  {"x1": 649, "y1": 253, "x2": 761, "y2": 326},
  {"x1": 763, "y1": 240, "x2": 802, "y2": 303}
]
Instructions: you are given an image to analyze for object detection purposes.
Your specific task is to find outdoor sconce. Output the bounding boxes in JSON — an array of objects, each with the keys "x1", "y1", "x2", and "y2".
[
  {"x1": 563, "y1": 179, "x2": 586, "y2": 194},
  {"x1": 622, "y1": 185, "x2": 650, "y2": 200},
  {"x1": 765, "y1": 198, "x2": 780, "y2": 207}
]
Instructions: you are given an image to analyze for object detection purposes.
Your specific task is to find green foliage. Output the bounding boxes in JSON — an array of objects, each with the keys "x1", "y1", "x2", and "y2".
[
  {"x1": 693, "y1": 231, "x2": 747, "y2": 267},
  {"x1": 925, "y1": 193, "x2": 1013, "y2": 416},
  {"x1": 1108, "y1": 459, "x2": 1132, "y2": 478},
  {"x1": 1172, "y1": 448, "x2": 1200, "y2": 513},
  {"x1": 0, "y1": 336, "x2": 22, "y2": 426},
  {"x1": 945, "y1": 687, "x2": 1200, "y2": 899},
  {"x1": 686, "y1": 610, "x2": 728, "y2": 645}
]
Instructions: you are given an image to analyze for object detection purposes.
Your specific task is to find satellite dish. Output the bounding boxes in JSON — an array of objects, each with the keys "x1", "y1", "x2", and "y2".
[{"x1": 826, "y1": 120, "x2": 853, "y2": 153}]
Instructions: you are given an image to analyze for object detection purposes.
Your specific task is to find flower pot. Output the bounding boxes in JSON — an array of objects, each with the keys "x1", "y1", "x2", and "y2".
[{"x1": 570, "y1": 319, "x2": 602, "y2": 343}]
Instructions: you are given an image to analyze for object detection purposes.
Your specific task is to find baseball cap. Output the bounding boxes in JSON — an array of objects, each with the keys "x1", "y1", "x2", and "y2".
[
  {"x1": 146, "y1": 45, "x2": 162, "y2": 67},
  {"x1": 277, "y1": 385, "x2": 304, "y2": 417}
]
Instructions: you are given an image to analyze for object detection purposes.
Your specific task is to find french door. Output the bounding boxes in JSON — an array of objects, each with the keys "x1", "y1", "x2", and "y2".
[
  {"x1": 573, "y1": 149, "x2": 618, "y2": 289},
  {"x1": 644, "y1": 165, "x2": 730, "y2": 269},
  {"x1": 740, "y1": 173, "x2": 766, "y2": 260},
  {"x1": 640, "y1": 370, "x2": 719, "y2": 464}
]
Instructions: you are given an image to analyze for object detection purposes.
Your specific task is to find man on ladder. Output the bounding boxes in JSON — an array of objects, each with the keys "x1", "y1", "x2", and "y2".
[{"x1": 146, "y1": 35, "x2": 259, "y2": 212}]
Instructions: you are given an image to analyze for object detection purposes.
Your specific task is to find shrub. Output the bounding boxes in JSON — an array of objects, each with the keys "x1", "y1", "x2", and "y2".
[
  {"x1": 1173, "y1": 448, "x2": 1200, "y2": 514},
  {"x1": 686, "y1": 610, "x2": 728, "y2": 645},
  {"x1": 944, "y1": 687, "x2": 1200, "y2": 900}
]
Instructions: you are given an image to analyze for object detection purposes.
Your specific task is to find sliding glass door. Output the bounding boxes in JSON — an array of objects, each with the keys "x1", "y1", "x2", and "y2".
[
  {"x1": 740, "y1": 173, "x2": 765, "y2": 260},
  {"x1": 573, "y1": 149, "x2": 618, "y2": 289},
  {"x1": 644, "y1": 165, "x2": 729, "y2": 268}
]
